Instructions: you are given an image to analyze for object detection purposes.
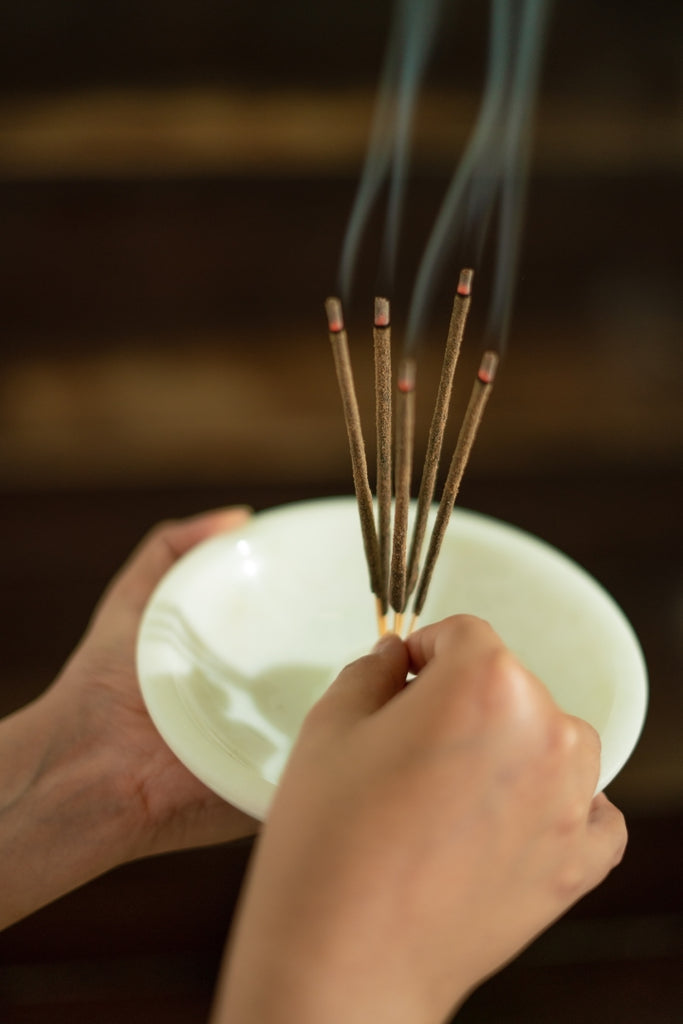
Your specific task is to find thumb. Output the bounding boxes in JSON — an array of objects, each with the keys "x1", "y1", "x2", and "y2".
[
  {"x1": 311, "y1": 633, "x2": 409, "y2": 732},
  {"x1": 85, "y1": 507, "x2": 252, "y2": 649},
  {"x1": 98, "y1": 507, "x2": 252, "y2": 620}
]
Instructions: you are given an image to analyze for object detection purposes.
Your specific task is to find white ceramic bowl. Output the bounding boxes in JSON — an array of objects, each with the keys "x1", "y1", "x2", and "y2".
[{"x1": 137, "y1": 497, "x2": 647, "y2": 820}]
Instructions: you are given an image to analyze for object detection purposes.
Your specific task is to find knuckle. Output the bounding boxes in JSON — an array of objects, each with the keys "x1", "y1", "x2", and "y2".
[
  {"x1": 478, "y1": 647, "x2": 527, "y2": 712},
  {"x1": 487, "y1": 646, "x2": 522, "y2": 685},
  {"x1": 443, "y1": 613, "x2": 495, "y2": 643},
  {"x1": 545, "y1": 716, "x2": 602, "y2": 784},
  {"x1": 556, "y1": 796, "x2": 588, "y2": 836},
  {"x1": 431, "y1": 614, "x2": 496, "y2": 656},
  {"x1": 151, "y1": 517, "x2": 177, "y2": 537},
  {"x1": 147, "y1": 518, "x2": 180, "y2": 547},
  {"x1": 429, "y1": 647, "x2": 525, "y2": 740},
  {"x1": 579, "y1": 718, "x2": 602, "y2": 758},
  {"x1": 452, "y1": 612, "x2": 493, "y2": 631},
  {"x1": 548, "y1": 715, "x2": 581, "y2": 756}
]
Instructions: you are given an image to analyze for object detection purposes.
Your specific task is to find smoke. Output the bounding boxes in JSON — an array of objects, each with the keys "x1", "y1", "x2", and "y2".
[
  {"x1": 338, "y1": 0, "x2": 445, "y2": 302},
  {"x1": 338, "y1": 0, "x2": 553, "y2": 352}
]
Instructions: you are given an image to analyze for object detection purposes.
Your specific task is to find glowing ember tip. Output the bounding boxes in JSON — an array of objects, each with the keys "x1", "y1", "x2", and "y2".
[
  {"x1": 477, "y1": 350, "x2": 499, "y2": 385},
  {"x1": 397, "y1": 356, "x2": 416, "y2": 393},
  {"x1": 325, "y1": 296, "x2": 344, "y2": 333},
  {"x1": 374, "y1": 296, "x2": 390, "y2": 328},
  {"x1": 456, "y1": 267, "x2": 474, "y2": 297}
]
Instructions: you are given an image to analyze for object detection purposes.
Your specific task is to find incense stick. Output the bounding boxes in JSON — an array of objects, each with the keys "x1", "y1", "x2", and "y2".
[
  {"x1": 373, "y1": 296, "x2": 392, "y2": 630},
  {"x1": 410, "y1": 350, "x2": 499, "y2": 629},
  {"x1": 405, "y1": 268, "x2": 473, "y2": 599},
  {"x1": 325, "y1": 297, "x2": 383, "y2": 628},
  {"x1": 389, "y1": 355, "x2": 416, "y2": 633}
]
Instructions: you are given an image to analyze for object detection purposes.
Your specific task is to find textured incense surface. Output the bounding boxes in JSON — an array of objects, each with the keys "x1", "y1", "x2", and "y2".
[
  {"x1": 389, "y1": 357, "x2": 416, "y2": 614},
  {"x1": 406, "y1": 280, "x2": 472, "y2": 598},
  {"x1": 327, "y1": 313, "x2": 381, "y2": 599},
  {"x1": 373, "y1": 302, "x2": 393, "y2": 612},
  {"x1": 413, "y1": 358, "x2": 497, "y2": 618}
]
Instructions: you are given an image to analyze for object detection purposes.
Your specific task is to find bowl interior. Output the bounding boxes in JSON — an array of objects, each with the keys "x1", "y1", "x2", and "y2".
[{"x1": 137, "y1": 497, "x2": 648, "y2": 819}]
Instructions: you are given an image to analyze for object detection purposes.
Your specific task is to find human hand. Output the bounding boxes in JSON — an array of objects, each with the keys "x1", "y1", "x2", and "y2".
[
  {"x1": 0, "y1": 508, "x2": 260, "y2": 929},
  {"x1": 214, "y1": 615, "x2": 626, "y2": 1024},
  {"x1": 47, "y1": 508, "x2": 259, "y2": 859}
]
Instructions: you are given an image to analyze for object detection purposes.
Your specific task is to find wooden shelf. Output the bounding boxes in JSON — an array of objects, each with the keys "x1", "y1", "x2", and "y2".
[
  {"x1": 0, "y1": 88, "x2": 681, "y2": 179},
  {"x1": 0, "y1": 324, "x2": 680, "y2": 489}
]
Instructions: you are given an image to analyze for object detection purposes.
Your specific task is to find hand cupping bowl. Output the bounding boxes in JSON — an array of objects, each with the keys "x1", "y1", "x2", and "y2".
[{"x1": 137, "y1": 497, "x2": 647, "y2": 820}]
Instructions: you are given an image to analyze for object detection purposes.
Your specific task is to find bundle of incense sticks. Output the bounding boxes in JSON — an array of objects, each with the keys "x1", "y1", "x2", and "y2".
[{"x1": 325, "y1": 269, "x2": 498, "y2": 637}]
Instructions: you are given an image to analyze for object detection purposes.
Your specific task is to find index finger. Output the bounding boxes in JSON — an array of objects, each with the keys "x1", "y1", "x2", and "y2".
[
  {"x1": 404, "y1": 613, "x2": 561, "y2": 725},
  {"x1": 406, "y1": 614, "x2": 504, "y2": 676}
]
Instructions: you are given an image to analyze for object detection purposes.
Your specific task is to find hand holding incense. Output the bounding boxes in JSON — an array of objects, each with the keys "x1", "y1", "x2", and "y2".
[
  {"x1": 410, "y1": 350, "x2": 499, "y2": 630},
  {"x1": 325, "y1": 297, "x2": 384, "y2": 630}
]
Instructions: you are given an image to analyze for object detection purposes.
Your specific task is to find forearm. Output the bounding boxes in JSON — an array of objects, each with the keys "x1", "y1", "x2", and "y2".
[{"x1": 0, "y1": 685, "x2": 139, "y2": 929}]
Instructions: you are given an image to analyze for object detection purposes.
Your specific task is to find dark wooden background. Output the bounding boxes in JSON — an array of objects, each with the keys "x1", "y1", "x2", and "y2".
[{"x1": 0, "y1": 1, "x2": 681, "y2": 1020}]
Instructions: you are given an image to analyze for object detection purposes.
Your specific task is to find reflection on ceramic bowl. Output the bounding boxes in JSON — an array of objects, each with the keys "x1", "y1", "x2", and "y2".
[{"x1": 137, "y1": 497, "x2": 647, "y2": 820}]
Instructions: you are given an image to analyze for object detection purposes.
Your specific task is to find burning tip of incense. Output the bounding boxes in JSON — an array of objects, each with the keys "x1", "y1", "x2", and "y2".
[
  {"x1": 477, "y1": 350, "x2": 500, "y2": 385},
  {"x1": 325, "y1": 296, "x2": 344, "y2": 333},
  {"x1": 397, "y1": 356, "x2": 416, "y2": 394},
  {"x1": 374, "y1": 296, "x2": 391, "y2": 328},
  {"x1": 457, "y1": 267, "x2": 474, "y2": 297}
]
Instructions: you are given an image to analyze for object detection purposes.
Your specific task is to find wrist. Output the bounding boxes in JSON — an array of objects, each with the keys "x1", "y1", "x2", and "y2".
[{"x1": 0, "y1": 683, "x2": 142, "y2": 928}]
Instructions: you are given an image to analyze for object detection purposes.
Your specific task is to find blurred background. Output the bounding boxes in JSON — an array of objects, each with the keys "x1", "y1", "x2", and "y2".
[{"x1": 0, "y1": 0, "x2": 681, "y2": 1020}]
